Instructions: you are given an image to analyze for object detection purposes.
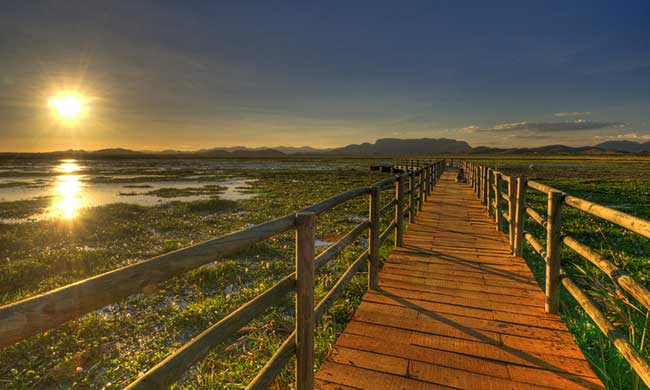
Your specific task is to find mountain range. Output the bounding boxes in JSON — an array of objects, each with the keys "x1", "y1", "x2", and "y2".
[{"x1": 1, "y1": 138, "x2": 649, "y2": 158}]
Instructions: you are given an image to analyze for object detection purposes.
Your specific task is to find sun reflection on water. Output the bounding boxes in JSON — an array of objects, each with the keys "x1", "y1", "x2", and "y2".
[
  {"x1": 55, "y1": 160, "x2": 82, "y2": 174},
  {"x1": 50, "y1": 160, "x2": 84, "y2": 219}
]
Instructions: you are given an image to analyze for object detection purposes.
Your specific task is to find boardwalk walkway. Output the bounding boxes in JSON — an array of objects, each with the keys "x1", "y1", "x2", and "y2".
[{"x1": 315, "y1": 171, "x2": 603, "y2": 389}]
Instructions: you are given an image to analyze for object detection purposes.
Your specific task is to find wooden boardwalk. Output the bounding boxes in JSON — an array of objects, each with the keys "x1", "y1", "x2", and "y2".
[{"x1": 315, "y1": 171, "x2": 604, "y2": 390}]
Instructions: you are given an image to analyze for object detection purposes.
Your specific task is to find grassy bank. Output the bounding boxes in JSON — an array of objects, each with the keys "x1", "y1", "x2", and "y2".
[
  {"x1": 2, "y1": 156, "x2": 650, "y2": 389},
  {"x1": 470, "y1": 157, "x2": 650, "y2": 390},
  {"x1": 0, "y1": 164, "x2": 393, "y2": 389}
]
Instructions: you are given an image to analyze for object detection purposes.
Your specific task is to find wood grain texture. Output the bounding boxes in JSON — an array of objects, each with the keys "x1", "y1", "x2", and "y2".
[
  {"x1": 395, "y1": 175, "x2": 405, "y2": 247},
  {"x1": 315, "y1": 170, "x2": 603, "y2": 390},
  {"x1": 0, "y1": 185, "x2": 371, "y2": 348},
  {"x1": 368, "y1": 186, "x2": 381, "y2": 290},
  {"x1": 545, "y1": 190, "x2": 562, "y2": 314},
  {"x1": 296, "y1": 212, "x2": 316, "y2": 390}
]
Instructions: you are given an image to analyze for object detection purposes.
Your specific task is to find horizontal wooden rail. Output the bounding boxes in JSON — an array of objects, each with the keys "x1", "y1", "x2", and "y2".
[
  {"x1": 247, "y1": 330, "x2": 296, "y2": 390},
  {"x1": 373, "y1": 176, "x2": 397, "y2": 189},
  {"x1": 3, "y1": 158, "x2": 447, "y2": 390},
  {"x1": 126, "y1": 275, "x2": 296, "y2": 390},
  {"x1": 314, "y1": 251, "x2": 368, "y2": 321},
  {"x1": 561, "y1": 269, "x2": 650, "y2": 387},
  {"x1": 0, "y1": 186, "x2": 370, "y2": 348},
  {"x1": 502, "y1": 211, "x2": 511, "y2": 223},
  {"x1": 564, "y1": 196, "x2": 650, "y2": 239},
  {"x1": 527, "y1": 180, "x2": 555, "y2": 194},
  {"x1": 249, "y1": 251, "x2": 370, "y2": 389},
  {"x1": 462, "y1": 159, "x2": 650, "y2": 386},
  {"x1": 563, "y1": 235, "x2": 650, "y2": 310},
  {"x1": 130, "y1": 214, "x2": 372, "y2": 389},
  {"x1": 379, "y1": 221, "x2": 396, "y2": 246},
  {"x1": 500, "y1": 192, "x2": 509, "y2": 202},
  {"x1": 526, "y1": 207, "x2": 547, "y2": 228},
  {"x1": 380, "y1": 199, "x2": 397, "y2": 216},
  {"x1": 314, "y1": 220, "x2": 369, "y2": 270},
  {"x1": 524, "y1": 232, "x2": 546, "y2": 259}
]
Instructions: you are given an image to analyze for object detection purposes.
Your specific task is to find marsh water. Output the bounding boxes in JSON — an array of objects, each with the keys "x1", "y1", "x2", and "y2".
[{"x1": 0, "y1": 159, "x2": 279, "y2": 222}]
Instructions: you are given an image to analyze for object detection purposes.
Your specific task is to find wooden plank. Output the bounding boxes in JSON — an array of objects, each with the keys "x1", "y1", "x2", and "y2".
[
  {"x1": 316, "y1": 361, "x2": 454, "y2": 390},
  {"x1": 315, "y1": 171, "x2": 603, "y2": 390}
]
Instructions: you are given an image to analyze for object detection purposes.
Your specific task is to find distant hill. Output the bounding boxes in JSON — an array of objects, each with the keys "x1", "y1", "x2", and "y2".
[
  {"x1": 472, "y1": 144, "x2": 613, "y2": 155},
  {"x1": 4, "y1": 137, "x2": 650, "y2": 158},
  {"x1": 595, "y1": 140, "x2": 650, "y2": 153},
  {"x1": 329, "y1": 138, "x2": 472, "y2": 156},
  {"x1": 91, "y1": 148, "x2": 145, "y2": 156}
]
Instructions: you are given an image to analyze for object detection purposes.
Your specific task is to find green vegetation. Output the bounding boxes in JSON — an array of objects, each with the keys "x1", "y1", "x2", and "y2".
[
  {"x1": 0, "y1": 162, "x2": 394, "y2": 389},
  {"x1": 471, "y1": 156, "x2": 650, "y2": 390},
  {"x1": 1, "y1": 156, "x2": 650, "y2": 389},
  {"x1": 0, "y1": 197, "x2": 50, "y2": 220}
]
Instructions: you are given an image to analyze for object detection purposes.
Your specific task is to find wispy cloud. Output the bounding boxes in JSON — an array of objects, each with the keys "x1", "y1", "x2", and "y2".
[
  {"x1": 594, "y1": 132, "x2": 650, "y2": 141},
  {"x1": 484, "y1": 120, "x2": 624, "y2": 132},
  {"x1": 553, "y1": 111, "x2": 592, "y2": 117},
  {"x1": 459, "y1": 125, "x2": 480, "y2": 133}
]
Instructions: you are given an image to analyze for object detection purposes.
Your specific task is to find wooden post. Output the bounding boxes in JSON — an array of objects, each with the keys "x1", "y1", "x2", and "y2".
[
  {"x1": 369, "y1": 185, "x2": 380, "y2": 290},
  {"x1": 295, "y1": 212, "x2": 315, "y2": 390},
  {"x1": 479, "y1": 166, "x2": 484, "y2": 203},
  {"x1": 478, "y1": 166, "x2": 483, "y2": 202},
  {"x1": 508, "y1": 177, "x2": 517, "y2": 247},
  {"x1": 472, "y1": 165, "x2": 476, "y2": 191},
  {"x1": 494, "y1": 172, "x2": 503, "y2": 231},
  {"x1": 468, "y1": 163, "x2": 472, "y2": 187},
  {"x1": 409, "y1": 171, "x2": 416, "y2": 222},
  {"x1": 483, "y1": 167, "x2": 490, "y2": 207},
  {"x1": 395, "y1": 175, "x2": 405, "y2": 246},
  {"x1": 513, "y1": 177, "x2": 527, "y2": 256},
  {"x1": 546, "y1": 190, "x2": 563, "y2": 314},
  {"x1": 479, "y1": 166, "x2": 484, "y2": 200},
  {"x1": 423, "y1": 166, "x2": 429, "y2": 201},
  {"x1": 486, "y1": 169, "x2": 492, "y2": 214},
  {"x1": 475, "y1": 165, "x2": 479, "y2": 196},
  {"x1": 418, "y1": 169, "x2": 424, "y2": 211}
]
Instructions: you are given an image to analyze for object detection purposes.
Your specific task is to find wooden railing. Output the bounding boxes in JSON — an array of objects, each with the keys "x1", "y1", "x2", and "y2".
[
  {"x1": 463, "y1": 160, "x2": 650, "y2": 386},
  {"x1": 0, "y1": 159, "x2": 445, "y2": 389}
]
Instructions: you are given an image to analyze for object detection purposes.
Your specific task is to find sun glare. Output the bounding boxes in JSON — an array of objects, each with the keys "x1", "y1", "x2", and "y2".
[{"x1": 49, "y1": 93, "x2": 84, "y2": 120}]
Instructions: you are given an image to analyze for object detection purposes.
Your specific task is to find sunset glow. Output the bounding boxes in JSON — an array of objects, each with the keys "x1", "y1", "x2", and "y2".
[{"x1": 49, "y1": 93, "x2": 84, "y2": 120}]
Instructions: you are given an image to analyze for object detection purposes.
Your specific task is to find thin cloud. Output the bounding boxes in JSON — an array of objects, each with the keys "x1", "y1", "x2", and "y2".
[
  {"x1": 460, "y1": 125, "x2": 480, "y2": 133},
  {"x1": 484, "y1": 120, "x2": 624, "y2": 132},
  {"x1": 553, "y1": 112, "x2": 592, "y2": 117},
  {"x1": 594, "y1": 133, "x2": 650, "y2": 141}
]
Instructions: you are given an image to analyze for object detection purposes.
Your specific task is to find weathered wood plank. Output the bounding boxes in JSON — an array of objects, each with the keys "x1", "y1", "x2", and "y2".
[{"x1": 315, "y1": 171, "x2": 603, "y2": 390}]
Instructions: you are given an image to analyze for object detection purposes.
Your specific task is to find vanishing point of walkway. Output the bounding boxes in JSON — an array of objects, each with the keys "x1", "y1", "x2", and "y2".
[{"x1": 315, "y1": 171, "x2": 603, "y2": 389}]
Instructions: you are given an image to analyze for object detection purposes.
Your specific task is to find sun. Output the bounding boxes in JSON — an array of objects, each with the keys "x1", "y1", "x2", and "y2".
[{"x1": 49, "y1": 93, "x2": 84, "y2": 120}]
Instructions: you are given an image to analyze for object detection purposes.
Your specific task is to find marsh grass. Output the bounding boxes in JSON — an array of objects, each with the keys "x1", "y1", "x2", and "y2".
[
  {"x1": 480, "y1": 157, "x2": 650, "y2": 390},
  {"x1": 3, "y1": 156, "x2": 649, "y2": 389},
  {"x1": 0, "y1": 163, "x2": 391, "y2": 389}
]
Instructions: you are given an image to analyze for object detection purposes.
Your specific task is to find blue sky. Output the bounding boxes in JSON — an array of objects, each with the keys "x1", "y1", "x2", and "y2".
[{"x1": 1, "y1": 0, "x2": 649, "y2": 151}]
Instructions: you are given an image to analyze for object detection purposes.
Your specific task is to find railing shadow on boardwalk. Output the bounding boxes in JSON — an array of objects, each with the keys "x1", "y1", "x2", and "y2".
[
  {"x1": 2, "y1": 158, "x2": 650, "y2": 389},
  {"x1": 401, "y1": 244, "x2": 538, "y2": 285},
  {"x1": 376, "y1": 289, "x2": 603, "y2": 390}
]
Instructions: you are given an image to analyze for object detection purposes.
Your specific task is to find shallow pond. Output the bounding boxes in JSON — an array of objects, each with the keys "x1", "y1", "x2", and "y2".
[{"x1": 0, "y1": 159, "x2": 259, "y2": 222}]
